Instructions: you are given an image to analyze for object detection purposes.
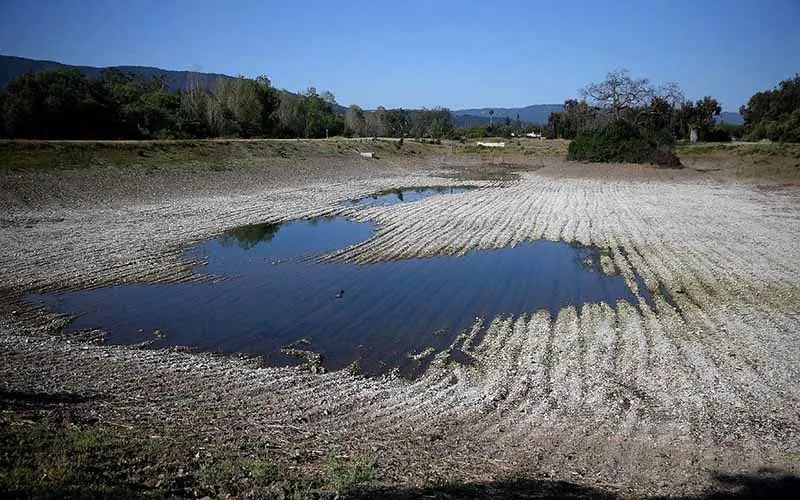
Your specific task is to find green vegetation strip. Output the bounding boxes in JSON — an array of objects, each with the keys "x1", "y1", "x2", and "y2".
[{"x1": 1, "y1": 412, "x2": 376, "y2": 498}]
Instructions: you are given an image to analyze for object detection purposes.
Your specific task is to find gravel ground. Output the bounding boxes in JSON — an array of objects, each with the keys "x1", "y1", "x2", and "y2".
[{"x1": 1, "y1": 151, "x2": 798, "y2": 497}]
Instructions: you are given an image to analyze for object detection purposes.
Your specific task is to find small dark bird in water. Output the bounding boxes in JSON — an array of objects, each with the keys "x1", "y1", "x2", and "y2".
[{"x1": 335, "y1": 290, "x2": 345, "y2": 299}]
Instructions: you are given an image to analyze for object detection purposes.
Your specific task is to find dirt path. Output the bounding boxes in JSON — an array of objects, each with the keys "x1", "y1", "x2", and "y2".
[{"x1": 1, "y1": 154, "x2": 798, "y2": 497}]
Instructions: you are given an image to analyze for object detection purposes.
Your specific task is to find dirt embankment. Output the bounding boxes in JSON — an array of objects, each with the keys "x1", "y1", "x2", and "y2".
[{"x1": 1, "y1": 141, "x2": 799, "y2": 497}]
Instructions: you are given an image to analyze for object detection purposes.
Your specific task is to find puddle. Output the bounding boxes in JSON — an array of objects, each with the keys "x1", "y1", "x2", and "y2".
[
  {"x1": 30, "y1": 216, "x2": 653, "y2": 376},
  {"x1": 218, "y1": 215, "x2": 374, "y2": 257},
  {"x1": 440, "y1": 164, "x2": 538, "y2": 182},
  {"x1": 348, "y1": 186, "x2": 477, "y2": 207},
  {"x1": 615, "y1": 246, "x2": 677, "y2": 310},
  {"x1": 659, "y1": 283, "x2": 682, "y2": 312},
  {"x1": 630, "y1": 268, "x2": 656, "y2": 309}
]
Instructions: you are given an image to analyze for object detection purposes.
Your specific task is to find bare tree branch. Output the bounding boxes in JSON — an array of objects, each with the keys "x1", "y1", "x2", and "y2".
[{"x1": 581, "y1": 70, "x2": 655, "y2": 119}]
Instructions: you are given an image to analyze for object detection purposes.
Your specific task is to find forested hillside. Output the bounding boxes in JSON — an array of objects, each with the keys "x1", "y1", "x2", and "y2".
[{"x1": 0, "y1": 55, "x2": 234, "y2": 92}]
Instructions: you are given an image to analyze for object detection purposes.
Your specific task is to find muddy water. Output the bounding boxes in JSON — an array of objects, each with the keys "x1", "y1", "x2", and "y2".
[{"x1": 29, "y1": 211, "x2": 654, "y2": 375}]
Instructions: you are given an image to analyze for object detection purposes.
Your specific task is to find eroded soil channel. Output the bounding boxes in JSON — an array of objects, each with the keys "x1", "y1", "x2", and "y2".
[{"x1": 28, "y1": 187, "x2": 661, "y2": 376}]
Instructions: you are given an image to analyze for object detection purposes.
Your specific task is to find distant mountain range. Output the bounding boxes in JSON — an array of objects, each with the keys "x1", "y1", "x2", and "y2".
[
  {"x1": 454, "y1": 106, "x2": 744, "y2": 126},
  {"x1": 452, "y1": 105, "x2": 565, "y2": 126},
  {"x1": 717, "y1": 111, "x2": 744, "y2": 125},
  {"x1": 453, "y1": 106, "x2": 744, "y2": 126},
  {"x1": 0, "y1": 55, "x2": 744, "y2": 125},
  {"x1": 0, "y1": 55, "x2": 235, "y2": 93}
]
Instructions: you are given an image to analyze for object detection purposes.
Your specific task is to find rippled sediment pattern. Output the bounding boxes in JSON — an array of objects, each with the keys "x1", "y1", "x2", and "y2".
[
  {"x1": 30, "y1": 213, "x2": 646, "y2": 374},
  {"x1": 2, "y1": 168, "x2": 799, "y2": 493}
]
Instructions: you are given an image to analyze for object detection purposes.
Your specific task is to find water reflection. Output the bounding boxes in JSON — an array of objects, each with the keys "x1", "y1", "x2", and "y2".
[
  {"x1": 349, "y1": 186, "x2": 477, "y2": 207},
  {"x1": 221, "y1": 222, "x2": 281, "y2": 249}
]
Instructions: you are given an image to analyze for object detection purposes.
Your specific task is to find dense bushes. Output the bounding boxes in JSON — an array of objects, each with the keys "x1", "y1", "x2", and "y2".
[
  {"x1": 744, "y1": 109, "x2": 800, "y2": 143},
  {"x1": 568, "y1": 120, "x2": 652, "y2": 162},
  {"x1": 740, "y1": 75, "x2": 800, "y2": 142},
  {"x1": 568, "y1": 120, "x2": 681, "y2": 167},
  {"x1": 703, "y1": 127, "x2": 733, "y2": 142},
  {"x1": 554, "y1": 71, "x2": 730, "y2": 166}
]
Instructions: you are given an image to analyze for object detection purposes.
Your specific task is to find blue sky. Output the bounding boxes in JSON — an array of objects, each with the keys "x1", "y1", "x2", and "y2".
[{"x1": 1, "y1": 0, "x2": 798, "y2": 111}]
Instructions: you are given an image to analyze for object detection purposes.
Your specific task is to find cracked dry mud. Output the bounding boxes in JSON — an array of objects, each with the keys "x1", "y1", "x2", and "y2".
[{"x1": 1, "y1": 155, "x2": 798, "y2": 496}]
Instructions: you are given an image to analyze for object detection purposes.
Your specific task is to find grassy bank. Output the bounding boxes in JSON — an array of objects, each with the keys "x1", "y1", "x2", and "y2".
[
  {"x1": 0, "y1": 398, "x2": 377, "y2": 499},
  {"x1": 0, "y1": 138, "x2": 447, "y2": 172},
  {"x1": 460, "y1": 138, "x2": 570, "y2": 157},
  {"x1": 675, "y1": 141, "x2": 800, "y2": 158},
  {"x1": 675, "y1": 142, "x2": 800, "y2": 181}
]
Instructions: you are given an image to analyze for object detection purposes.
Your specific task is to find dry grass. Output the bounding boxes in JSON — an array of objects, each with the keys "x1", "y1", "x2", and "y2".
[
  {"x1": 460, "y1": 138, "x2": 570, "y2": 157},
  {"x1": 676, "y1": 142, "x2": 800, "y2": 182},
  {"x1": 0, "y1": 138, "x2": 446, "y2": 172}
]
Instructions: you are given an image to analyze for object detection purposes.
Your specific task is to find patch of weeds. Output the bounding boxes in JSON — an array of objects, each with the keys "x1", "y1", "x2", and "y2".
[
  {"x1": 674, "y1": 143, "x2": 730, "y2": 155},
  {"x1": 0, "y1": 413, "x2": 342, "y2": 499},
  {"x1": 324, "y1": 456, "x2": 377, "y2": 492},
  {"x1": 196, "y1": 456, "x2": 240, "y2": 493},
  {"x1": 677, "y1": 142, "x2": 800, "y2": 160},
  {"x1": 0, "y1": 140, "x2": 226, "y2": 172},
  {"x1": 737, "y1": 144, "x2": 799, "y2": 158},
  {"x1": 245, "y1": 456, "x2": 284, "y2": 481},
  {"x1": 0, "y1": 417, "x2": 190, "y2": 498},
  {"x1": 184, "y1": 452, "x2": 326, "y2": 498}
]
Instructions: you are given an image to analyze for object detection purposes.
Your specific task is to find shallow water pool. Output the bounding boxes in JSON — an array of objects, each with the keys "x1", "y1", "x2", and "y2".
[{"x1": 30, "y1": 213, "x2": 652, "y2": 376}]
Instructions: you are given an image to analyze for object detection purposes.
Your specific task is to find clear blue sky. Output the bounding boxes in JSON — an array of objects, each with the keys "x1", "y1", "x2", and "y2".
[{"x1": 1, "y1": 0, "x2": 798, "y2": 111}]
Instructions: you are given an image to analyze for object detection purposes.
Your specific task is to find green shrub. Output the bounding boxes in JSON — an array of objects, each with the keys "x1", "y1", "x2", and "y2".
[
  {"x1": 325, "y1": 456, "x2": 377, "y2": 492},
  {"x1": 740, "y1": 74, "x2": 800, "y2": 143},
  {"x1": 568, "y1": 120, "x2": 653, "y2": 163},
  {"x1": 568, "y1": 120, "x2": 682, "y2": 167},
  {"x1": 703, "y1": 127, "x2": 733, "y2": 142},
  {"x1": 716, "y1": 123, "x2": 744, "y2": 140}
]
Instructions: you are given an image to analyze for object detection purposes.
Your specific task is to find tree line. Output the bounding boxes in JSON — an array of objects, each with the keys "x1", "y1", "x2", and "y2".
[
  {"x1": 0, "y1": 68, "x2": 455, "y2": 142},
  {"x1": 544, "y1": 70, "x2": 727, "y2": 145},
  {"x1": 552, "y1": 71, "x2": 726, "y2": 165},
  {"x1": 0, "y1": 68, "x2": 339, "y2": 139},
  {"x1": 547, "y1": 70, "x2": 799, "y2": 145},
  {"x1": 1, "y1": 67, "x2": 796, "y2": 145},
  {"x1": 739, "y1": 74, "x2": 800, "y2": 142},
  {"x1": 558, "y1": 70, "x2": 799, "y2": 165},
  {"x1": 343, "y1": 106, "x2": 454, "y2": 144}
]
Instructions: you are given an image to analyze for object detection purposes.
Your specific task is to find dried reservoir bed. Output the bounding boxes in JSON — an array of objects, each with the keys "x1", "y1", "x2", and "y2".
[{"x1": 1, "y1": 147, "x2": 799, "y2": 497}]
